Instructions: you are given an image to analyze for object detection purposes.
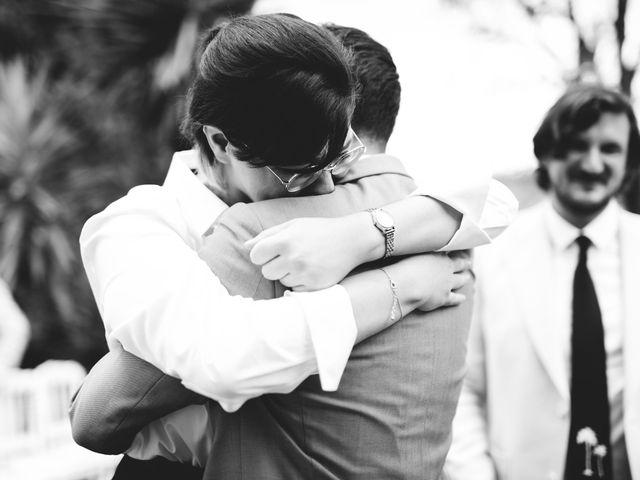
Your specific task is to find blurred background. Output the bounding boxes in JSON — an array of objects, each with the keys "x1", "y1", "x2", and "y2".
[{"x1": 0, "y1": 0, "x2": 638, "y2": 478}]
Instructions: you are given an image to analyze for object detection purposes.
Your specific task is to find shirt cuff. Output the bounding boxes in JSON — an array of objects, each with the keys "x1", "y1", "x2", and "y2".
[
  {"x1": 285, "y1": 285, "x2": 356, "y2": 391},
  {"x1": 437, "y1": 214, "x2": 490, "y2": 251},
  {"x1": 411, "y1": 178, "x2": 518, "y2": 251}
]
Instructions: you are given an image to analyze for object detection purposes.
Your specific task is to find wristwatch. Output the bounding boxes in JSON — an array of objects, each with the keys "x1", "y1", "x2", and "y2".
[{"x1": 367, "y1": 208, "x2": 395, "y2": 259}]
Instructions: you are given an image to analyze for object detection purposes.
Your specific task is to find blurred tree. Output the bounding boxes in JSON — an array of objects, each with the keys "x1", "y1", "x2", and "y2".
[
  {"x1": 442, "y1": 0, "x2": 640, "y2": 213},
  {"x1": 0, "y1": 60, "x2": 111, "y2": 366},
  {"x1": 0, "y1": 0, "x2": 255, "y2": 369}
]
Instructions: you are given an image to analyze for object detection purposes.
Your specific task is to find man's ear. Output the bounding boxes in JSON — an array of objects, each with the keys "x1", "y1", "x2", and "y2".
[{"x1": 202, "y1": 125, "x2": 232, "y2": 165}]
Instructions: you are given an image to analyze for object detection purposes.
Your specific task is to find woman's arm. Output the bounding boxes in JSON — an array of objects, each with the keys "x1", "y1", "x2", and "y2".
[
  {"x1": 246, "y1": 180, "x2": 516, "y2": 291},
  {"x1": 344, "y1": 252, "x2": 471, "y2": 342}
]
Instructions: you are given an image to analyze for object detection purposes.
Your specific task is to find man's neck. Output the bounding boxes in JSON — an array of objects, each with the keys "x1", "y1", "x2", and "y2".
[
  {"x1": 360, "y1": 136, "x2": 387, "y2": 155},
  {"x1": 550, "y1": 195, "x2": 610, "y2": 230}
]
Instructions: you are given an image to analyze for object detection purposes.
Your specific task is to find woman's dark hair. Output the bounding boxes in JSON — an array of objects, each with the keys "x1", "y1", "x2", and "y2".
[
  {"x1": 181, "y1": 13, "x2": 355, "y2": 173},
  {"x1": 533, "y1": 84, "x2": 640, "y2": 190}
]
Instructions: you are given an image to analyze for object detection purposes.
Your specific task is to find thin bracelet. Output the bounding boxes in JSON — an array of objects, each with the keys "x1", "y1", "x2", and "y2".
[{"x1": 379, "y1": 268, "x2": 402, "y2": 323}]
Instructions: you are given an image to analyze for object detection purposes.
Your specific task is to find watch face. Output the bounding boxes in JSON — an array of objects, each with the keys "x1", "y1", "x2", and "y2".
[{"x1": 376, "y1": 209, "x2": 394, "y2": 228}]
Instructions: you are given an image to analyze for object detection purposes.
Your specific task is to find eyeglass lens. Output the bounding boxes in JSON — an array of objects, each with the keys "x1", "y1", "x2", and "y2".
[{"x1": 274, "y1": 128, "x2": 366, "y2": 193}]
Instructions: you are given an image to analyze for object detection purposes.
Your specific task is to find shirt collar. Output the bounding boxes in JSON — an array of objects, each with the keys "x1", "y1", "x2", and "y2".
[
  {"x1": 163, "y1": 150, "x2": 228, "y2": 237},
  {"x1": 544, "y1": 199, "x2": 620, "y2": 251},
  {"x1": 337, "y1": 153, "x2": 410, "y2": 183}
]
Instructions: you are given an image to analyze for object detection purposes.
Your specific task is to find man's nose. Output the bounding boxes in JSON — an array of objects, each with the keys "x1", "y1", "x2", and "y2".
[{"x1": 581, "y1": 147, "x2": 605, "y2": 173}]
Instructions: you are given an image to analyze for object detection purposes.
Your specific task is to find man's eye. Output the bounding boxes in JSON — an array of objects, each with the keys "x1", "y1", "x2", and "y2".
[
  {"x1": 600, "y1": 143, "x2": 622, "y2": 154},
  {"x1": 566, "y1": 139, "x2": 588, "y2": 152}
]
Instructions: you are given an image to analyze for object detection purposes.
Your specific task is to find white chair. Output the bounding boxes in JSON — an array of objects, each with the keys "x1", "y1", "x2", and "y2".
[{"x1": 0, "y1": 361, "x2": 121, "y2": 480}]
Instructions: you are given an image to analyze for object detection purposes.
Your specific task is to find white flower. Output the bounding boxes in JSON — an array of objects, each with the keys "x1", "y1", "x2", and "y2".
[
  {"x1": 576, "y1": 427, "x2": 598, "y2": 477},
  {"x1": 593, "y1": 445, "x2": 607, "y2": 457},
  {"x1": 577, "y1": 427, "x2": 598, "y2": 446}
]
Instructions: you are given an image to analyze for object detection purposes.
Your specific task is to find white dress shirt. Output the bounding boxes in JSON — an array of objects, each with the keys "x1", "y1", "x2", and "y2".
[
  {"x1": 80, "y1": 149, "x2": 518, "y2": 465},
  {"x1": 544, "y1": 201, "x2": 625, "y2": 446},
  {"x1": 420, "y1": 170, "x2": 517, "y2": 250},
  {"x1": 81, "y1": 151, "x2": 356, "y2": 411}
]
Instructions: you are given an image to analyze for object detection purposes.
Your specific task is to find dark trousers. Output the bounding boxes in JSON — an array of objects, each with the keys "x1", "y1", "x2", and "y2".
[{"x1": 112, "y1": 455, "x2": 204, "y2": 480}]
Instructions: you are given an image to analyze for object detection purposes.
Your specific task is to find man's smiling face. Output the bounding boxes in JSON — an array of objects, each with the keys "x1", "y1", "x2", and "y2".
[{"x1": 544, "y1": 112, "x2": 629, "y2": 224}]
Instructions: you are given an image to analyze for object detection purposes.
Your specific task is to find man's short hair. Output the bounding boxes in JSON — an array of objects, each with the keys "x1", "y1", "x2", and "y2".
[
  {"x1": 324, "y1": 24, "x2": 400, "y2": 145},
  {"x1": 533, "y1": 84, "x2": 640, "y2": 190},
  {"x1": 182, "y1": 14, "x2": 355, "y2": 172}
]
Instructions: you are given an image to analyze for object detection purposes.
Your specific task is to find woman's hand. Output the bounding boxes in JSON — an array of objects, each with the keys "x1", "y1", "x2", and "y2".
[
  {"x1": 245, "y1": 214, "x2": 472, "y2": 311},
  {"x1": 385, "y1": 251, "x2": 472, "y2": 313},
  {"x1": 245, "y1": 214, "x2": 374, "y2": 291}
]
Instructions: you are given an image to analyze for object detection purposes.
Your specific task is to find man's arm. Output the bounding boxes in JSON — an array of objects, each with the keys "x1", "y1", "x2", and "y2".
[
  {"x1": 80, "y1": 184, "x2": 471, "y2": 412},
  {"x1": 71, "y1": 250, "x2": 470, "y2": 459},
  {"x1": 80, "y1": 186, "x2": 362, "y2": 412},
  {"x1": 69, "y1": 347, "x2": 205, "y2": 455}
]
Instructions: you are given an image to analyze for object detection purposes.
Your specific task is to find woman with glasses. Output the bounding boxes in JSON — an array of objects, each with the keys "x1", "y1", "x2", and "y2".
[
  {"x1": 182, "y1": 12, "x2": 356, "y2": 205},
  {"x1": 263, "y1": 128, "x2": 366, "y2": 194}
]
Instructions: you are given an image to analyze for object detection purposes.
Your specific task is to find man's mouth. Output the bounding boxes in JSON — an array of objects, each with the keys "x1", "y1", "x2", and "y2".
[{"x1": 569, "y1": 172, "x2": 610, "y2": 186}]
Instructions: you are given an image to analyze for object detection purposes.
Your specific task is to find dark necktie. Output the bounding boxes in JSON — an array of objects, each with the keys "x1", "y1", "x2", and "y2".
[{"x1": 565, "y1": 235, "x2": 612, "y2": 480}]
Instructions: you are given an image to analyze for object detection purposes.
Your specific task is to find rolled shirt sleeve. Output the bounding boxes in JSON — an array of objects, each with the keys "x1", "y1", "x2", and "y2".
[
  {"x1": 286, "y1": 285, "x2": 356, "y2": 392},
  {"x1": 412, "y1": 178, "x2": 519, "y2": 251},
  {"x1": 80, "y1": 183, "x2": 357, "y2": 412},
  {"x1": 125, "y1": 285, "x2": 357, "y2": 466}
]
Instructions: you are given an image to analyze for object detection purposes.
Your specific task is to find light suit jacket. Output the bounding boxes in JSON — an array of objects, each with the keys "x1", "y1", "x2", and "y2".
[{"x1": 445, "y1": 201, "x2": 640, "y2": 480}]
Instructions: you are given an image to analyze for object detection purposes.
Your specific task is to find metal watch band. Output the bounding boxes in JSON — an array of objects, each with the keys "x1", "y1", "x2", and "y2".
[
  {"x1": 367, "y1": 208, "x2": 395, "y2": 259},
  {"x1": 383, "y1": 228, "x2": 395, "y2": 259}
]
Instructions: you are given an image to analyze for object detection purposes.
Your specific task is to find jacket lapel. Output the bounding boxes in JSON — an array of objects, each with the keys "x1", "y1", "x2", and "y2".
[
  {"x1": 515, "y1": 205, "x2": 570, "y2": 400},
  {"x1": 619, "y1": 212, "x2": 640, "y2": 476}
]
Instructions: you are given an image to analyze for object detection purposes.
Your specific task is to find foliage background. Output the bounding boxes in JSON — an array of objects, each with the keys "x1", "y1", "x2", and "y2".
[
  {"x1": 0, "y1": 0, "x2": 255, "y2": 369},
  {"x1": 1, "y1": 0, "x2": 638, "y2": 369},
  {"x1": 253, "y1": 0, "x2": 640, "y2": 211}
]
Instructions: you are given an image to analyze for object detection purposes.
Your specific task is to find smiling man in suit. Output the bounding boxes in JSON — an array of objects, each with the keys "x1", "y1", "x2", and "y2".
[{"x1": 446, "y1": 85, "x2": 640, "y2": 480}]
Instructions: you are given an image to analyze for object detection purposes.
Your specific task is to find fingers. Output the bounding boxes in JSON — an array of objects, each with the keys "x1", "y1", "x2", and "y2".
[
  {"x1": 259, "y1": 261, "x2": 308, "y2": 290},
  {"x1": 248, "y1": 235, "x2": 286, "y2": 266},
  {"x1": 448, "y1": 249, "x2": 471, "y2": 259},
  {"x1": 446, "y1": 264, "x2": 473, "y2": 306},
  {"x1": 443, "y1": 291, "x2": 466, "y2": 307},
  {"x1": 449, "y1": 254, "x2": 472, "y2": 273},
  {"x1": 451, "y1": 270, "x2": 472, "y2": 291},
  {"x1": 260, "y1": 257, "x2": 290, "y2": 281},
  {"x1": 278, "y1": 273, "x2": 306, "y2": 291},
  {"x1": 244, "y1": 220, "x2": 294, "y2": 253}
]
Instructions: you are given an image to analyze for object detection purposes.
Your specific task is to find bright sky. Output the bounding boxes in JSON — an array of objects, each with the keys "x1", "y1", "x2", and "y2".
[{"x1": 253, "y1": 0, "x2": 568, "y2": 189}]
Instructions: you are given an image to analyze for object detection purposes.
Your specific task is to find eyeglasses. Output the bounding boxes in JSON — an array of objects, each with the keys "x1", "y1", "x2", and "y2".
[{"x1": 266, "y1": 128, "x2": 366, "y2": 193}]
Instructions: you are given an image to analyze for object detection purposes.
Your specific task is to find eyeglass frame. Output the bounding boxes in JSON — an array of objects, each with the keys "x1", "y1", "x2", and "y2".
[{"x1": 266, "y1": 128, "x2": 366, "y2": 193}]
